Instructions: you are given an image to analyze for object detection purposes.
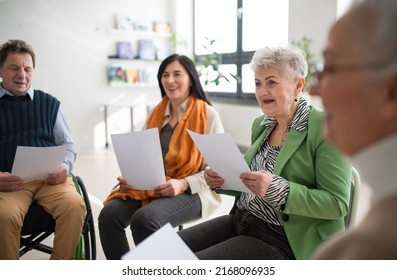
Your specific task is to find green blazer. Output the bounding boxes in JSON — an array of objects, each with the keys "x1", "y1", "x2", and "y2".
[{"x1": 243, "y1": 106, "x2": 351, "y2": 260}]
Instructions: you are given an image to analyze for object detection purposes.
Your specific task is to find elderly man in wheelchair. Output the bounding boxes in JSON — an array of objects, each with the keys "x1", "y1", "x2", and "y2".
[{"x1": 0, "y1": 39, "x2": 86, "y2": 260}]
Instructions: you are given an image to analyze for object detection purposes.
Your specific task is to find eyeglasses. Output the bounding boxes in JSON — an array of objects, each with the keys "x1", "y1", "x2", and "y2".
[{"x1": 309, "y1": 61, "x2": 390, "y2": 88}]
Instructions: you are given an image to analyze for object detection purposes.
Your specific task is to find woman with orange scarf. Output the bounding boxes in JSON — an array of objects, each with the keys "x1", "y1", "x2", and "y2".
[{"x1": 98, "y1": 54, "x2": 224, "y2": 260}]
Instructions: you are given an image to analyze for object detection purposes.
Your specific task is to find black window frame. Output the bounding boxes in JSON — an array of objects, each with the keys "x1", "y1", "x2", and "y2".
[{"x1": 193, "y1": 0, "x2": 257, "y2": 105}]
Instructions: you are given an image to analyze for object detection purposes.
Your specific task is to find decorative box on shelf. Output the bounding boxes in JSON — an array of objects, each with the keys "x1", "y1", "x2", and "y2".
[{"x1": 106, "y1": 15, "x2": 172, "y2": 89}]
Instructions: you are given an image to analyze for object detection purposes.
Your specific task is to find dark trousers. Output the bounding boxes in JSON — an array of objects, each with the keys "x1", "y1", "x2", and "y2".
[
  {"x1": 178, "y1": 208, "x2": 295, "y2": 260},
  {"x1": 98, "y1": 193, "x2": 201, "y2": 260}
]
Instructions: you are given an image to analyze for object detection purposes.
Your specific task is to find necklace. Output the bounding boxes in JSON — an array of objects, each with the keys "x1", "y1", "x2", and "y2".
[{"x1": 281, "y1": 126, "x2": 290, "y2": 142}]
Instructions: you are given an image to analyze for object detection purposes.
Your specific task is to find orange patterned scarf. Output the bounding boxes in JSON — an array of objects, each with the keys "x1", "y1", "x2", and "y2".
[{"x1": 103, "y1": 95, "x2": 207, "y2": 206}]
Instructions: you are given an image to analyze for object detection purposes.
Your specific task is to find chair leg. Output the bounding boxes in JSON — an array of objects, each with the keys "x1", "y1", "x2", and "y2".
[{"x1": 20, "y1": 231, "x2": 54, "y2": 257}]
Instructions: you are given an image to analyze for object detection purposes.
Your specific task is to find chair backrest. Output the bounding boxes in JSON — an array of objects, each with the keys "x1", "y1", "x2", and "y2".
[{"x1": 344, "y1": 167, "x2": 361, "y2": 228}]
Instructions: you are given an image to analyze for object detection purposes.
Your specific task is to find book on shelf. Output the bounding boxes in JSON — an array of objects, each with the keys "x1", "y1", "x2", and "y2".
[
  {"x1": 125, "y1": 68, "x2": 139, "y2": 84},
  {"x1": 137, "y1": 40, "x2": 156, "y2": 61},
  {"x1": 115, "y1": 14, "x2": 134, "y2": 31},
  {"x1": 107, "y1": 65, "x2": 126, "y2": 85},
  {"x1": 138, "y1": 69, "x2": 146, "y2": 83},
  {"x1": 117, "y1": 41, "x2": 134, "y2": 59},
  {"x1": 134, "y1": 20, "x2": 152, "y2": 32},
  {"x1": 107, "y1": 64, "x2": 157, "y2": 86},
  {"x1": 153, "y1": 21, "x2": 172, "y2": 33},
  {"x1": 114, "y1": 14, "x2": 172, "y2": 35}
]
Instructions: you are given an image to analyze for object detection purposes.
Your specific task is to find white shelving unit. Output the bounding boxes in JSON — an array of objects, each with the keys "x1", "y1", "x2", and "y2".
[{"x1": 106, "y1": 29, "x2": 171, "y2": 88}]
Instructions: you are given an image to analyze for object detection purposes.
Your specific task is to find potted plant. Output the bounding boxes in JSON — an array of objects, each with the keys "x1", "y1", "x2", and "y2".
[
  {"x1": 195, "y1": 36, "x2": 227, "y2": 86},
  {"x1": 291, "y1": 36, "x2": 317, "y2": 92}
]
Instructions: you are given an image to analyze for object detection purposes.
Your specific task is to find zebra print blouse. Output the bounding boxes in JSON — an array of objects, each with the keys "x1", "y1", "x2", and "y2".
[{"x1": 236, "y1": 98, "x2": 310, "y2": 226}]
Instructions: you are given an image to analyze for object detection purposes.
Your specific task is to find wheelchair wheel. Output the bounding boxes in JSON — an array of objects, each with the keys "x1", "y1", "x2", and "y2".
[{"x1": 73, "y1": 175, "x2": 97, "y2": 260}]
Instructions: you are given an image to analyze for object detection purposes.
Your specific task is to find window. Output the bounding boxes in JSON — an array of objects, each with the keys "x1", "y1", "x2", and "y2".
[{"x1": 194, "y1": 0, "x2": 289, "y2": 102}]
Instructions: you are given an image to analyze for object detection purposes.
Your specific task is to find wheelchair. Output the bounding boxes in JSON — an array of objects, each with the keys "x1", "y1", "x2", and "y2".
[{"x1": 19, "y1": 175, "x2": 96, "y2": 260}]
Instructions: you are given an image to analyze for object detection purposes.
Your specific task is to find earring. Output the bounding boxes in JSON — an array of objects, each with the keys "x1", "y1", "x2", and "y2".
[{"x1": 294, "y1": 98, "x2": 298, "y2": 102}]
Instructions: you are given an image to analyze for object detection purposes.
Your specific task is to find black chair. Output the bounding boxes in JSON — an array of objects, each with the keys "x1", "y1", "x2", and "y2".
[{"x1": 19, "y1": 175, "x2": 96, "y2": 260}]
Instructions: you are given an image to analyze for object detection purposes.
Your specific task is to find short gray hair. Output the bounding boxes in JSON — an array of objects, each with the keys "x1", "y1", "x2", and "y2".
[
  {"x1": 250, "y1": 46, "x2": 308, "y2": 80},
  {"x1": 349, "y1": 0, "x2": 397, "y2": 68}
]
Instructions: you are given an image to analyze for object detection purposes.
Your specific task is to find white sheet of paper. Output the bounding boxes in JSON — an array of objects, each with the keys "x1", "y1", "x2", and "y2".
[
  {"x1": 122, "y1": 223, "x2": 198, "y2": 260},
  {"x1": 187, "y1": 129, "x2": 251, "y2": 193},
  {"x1": 11, "y1": 145, "x2": 68, "y2": 181},
  {"x1": 111, "y1": 128, "x2": 166, "y2": 190}
]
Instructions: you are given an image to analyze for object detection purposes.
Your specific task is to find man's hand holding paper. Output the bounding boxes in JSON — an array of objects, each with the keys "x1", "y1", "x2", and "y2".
[{"x1": 11, "y1": 145, "x2": 68, "y2": 182}]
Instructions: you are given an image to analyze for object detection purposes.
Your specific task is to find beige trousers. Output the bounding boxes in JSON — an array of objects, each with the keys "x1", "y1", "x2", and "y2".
[{"x1": 0, "y1": 175, "x2": 85, "y2": 260}]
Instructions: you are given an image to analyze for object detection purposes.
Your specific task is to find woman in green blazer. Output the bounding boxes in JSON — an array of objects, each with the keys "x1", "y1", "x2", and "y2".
[{"x1": 178, "y1": 46, "x2": 351, "y2": 260}]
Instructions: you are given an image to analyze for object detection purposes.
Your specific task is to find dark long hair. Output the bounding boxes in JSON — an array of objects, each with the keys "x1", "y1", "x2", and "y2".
[{"x1": 157, "y1": 54, "x2": 211, "y2": 105}]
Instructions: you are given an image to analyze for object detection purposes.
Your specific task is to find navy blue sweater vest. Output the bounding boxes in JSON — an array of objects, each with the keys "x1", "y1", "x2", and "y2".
[{"x1": 0, "y1": 90, "x2": 60, "y2": 172}]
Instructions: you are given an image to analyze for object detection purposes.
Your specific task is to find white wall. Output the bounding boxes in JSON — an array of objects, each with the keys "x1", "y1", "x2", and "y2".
[
  {"x1": 0, "y1": 0, "x2": 172, "y2": 151},
  {"x1": 289, "y1": 0, "x2": 337, "y2": 59},
  {"x1": 0, "y1": 0, "x2": 351, "y2": 151}
]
